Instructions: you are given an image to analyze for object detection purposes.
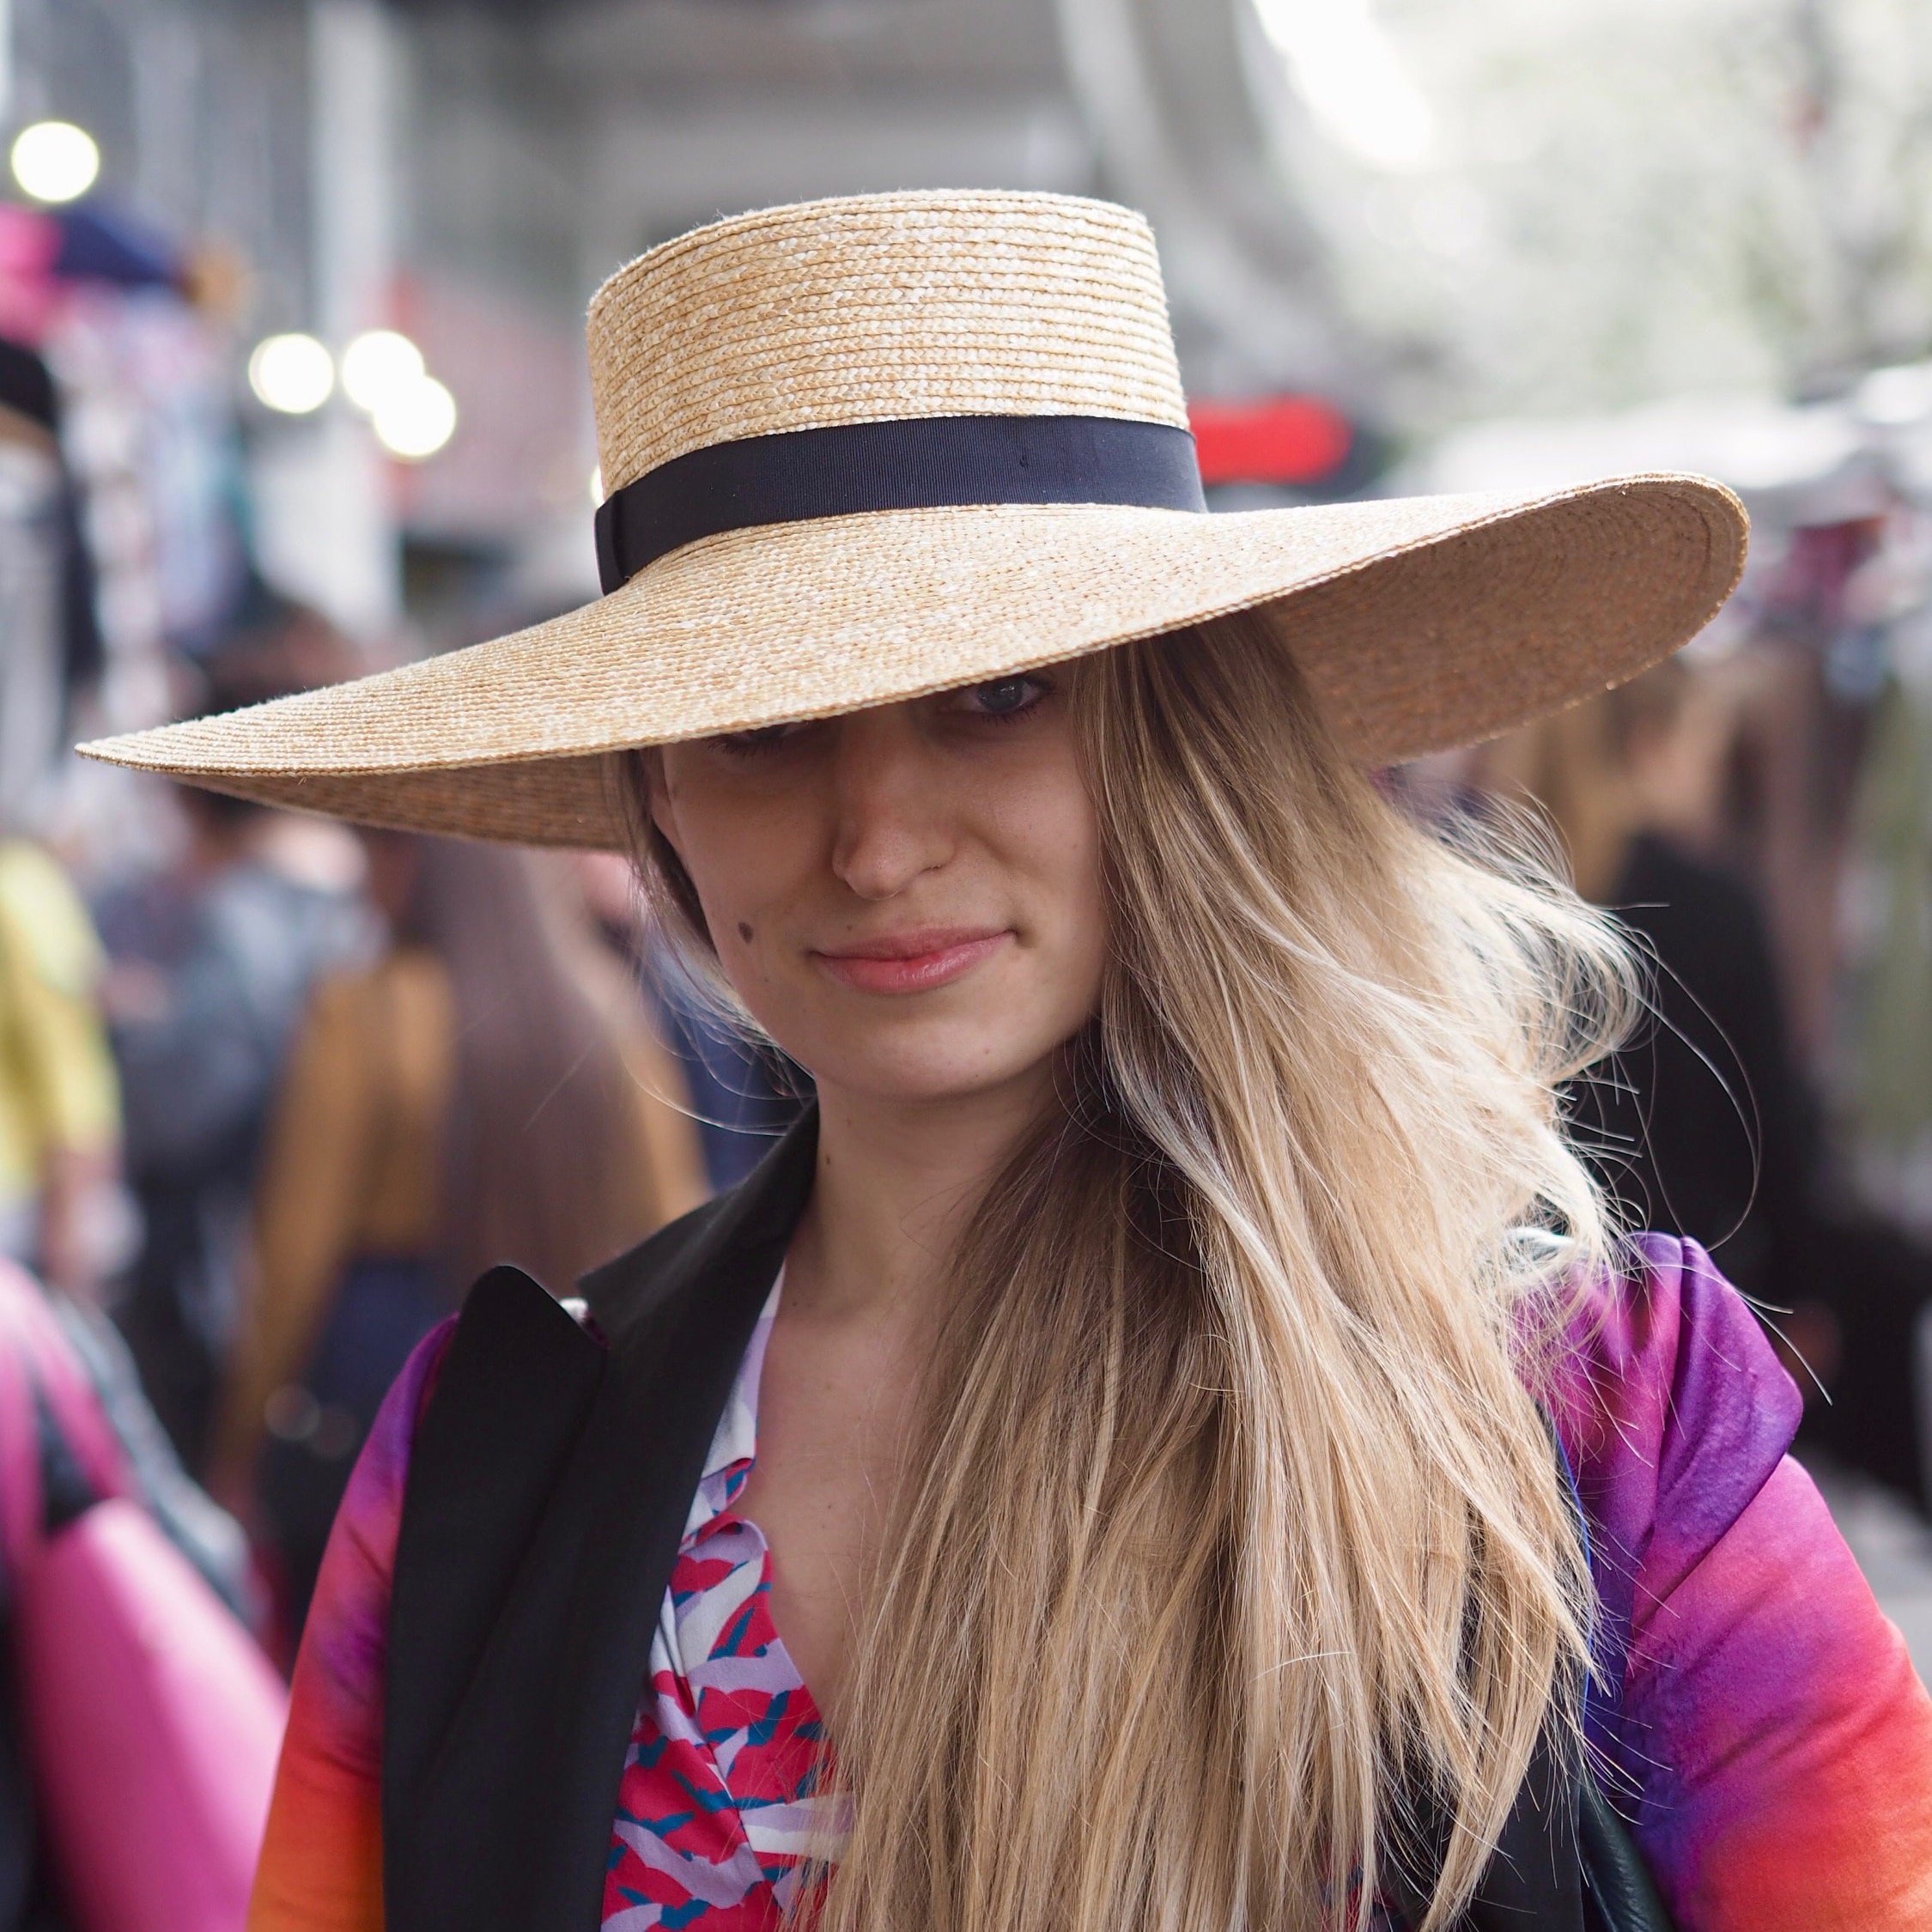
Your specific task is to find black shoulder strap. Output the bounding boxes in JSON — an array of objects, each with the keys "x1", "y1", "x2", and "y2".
[
  {"x1": 1385, "y1": 1726, "x2": 1583, "y2": 1932},
  {"x1": 1388, "y1": 1415, "x2": 1679, "y2": 1932},
  {"x1": 1579, "y1": 1771, "x2": 1676, "y2": 1932}
]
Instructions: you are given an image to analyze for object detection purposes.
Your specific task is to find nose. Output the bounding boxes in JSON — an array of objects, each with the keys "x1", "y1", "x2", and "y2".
[{"x1": 828, "y1": 706, "x2": 954, "y2": 901}]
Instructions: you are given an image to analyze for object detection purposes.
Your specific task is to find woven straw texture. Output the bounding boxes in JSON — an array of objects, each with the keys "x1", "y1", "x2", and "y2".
[
  {"x1": 586, "y1": 191, "x2": 1188, "y2": 492},
  {"x1": 82, "y1": 477, "x2": 1746, "y2": 851}
]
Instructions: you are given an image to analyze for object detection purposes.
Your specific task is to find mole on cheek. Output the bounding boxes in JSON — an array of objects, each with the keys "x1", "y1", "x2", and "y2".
[{"x1": 737, "y1": 921, "x2": 754, "y2": 945}]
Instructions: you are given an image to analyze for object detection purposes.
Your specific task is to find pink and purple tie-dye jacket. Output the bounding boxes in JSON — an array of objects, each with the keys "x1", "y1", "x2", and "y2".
[{"x1": 247, "y1": 1236, "x2": 1932, "y2": 1930}]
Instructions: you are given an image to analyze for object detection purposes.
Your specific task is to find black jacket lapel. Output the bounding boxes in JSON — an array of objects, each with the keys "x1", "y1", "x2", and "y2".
[
  {"x1": 383, "y1": 1111, "x2": 818, "y2": 1932},
  {"x1": 383, "y1": 1261, "x2": 605, "y2": 1850}
]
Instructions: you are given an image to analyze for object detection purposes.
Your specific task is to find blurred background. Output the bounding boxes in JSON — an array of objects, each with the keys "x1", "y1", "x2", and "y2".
[{"x1": 9, "y1": 0, "x2": 1932, "y2": 1676}]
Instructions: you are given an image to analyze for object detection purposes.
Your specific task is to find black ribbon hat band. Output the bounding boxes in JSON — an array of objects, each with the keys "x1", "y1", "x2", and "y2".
[{"x1": 593, "y1": 412, "x2": 1206, "y2": 594}]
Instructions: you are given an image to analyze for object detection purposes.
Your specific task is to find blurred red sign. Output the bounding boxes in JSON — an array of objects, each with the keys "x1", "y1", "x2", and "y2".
[{"x1": 1188, "y1": 395, "x2": 1352, "y2": 486}]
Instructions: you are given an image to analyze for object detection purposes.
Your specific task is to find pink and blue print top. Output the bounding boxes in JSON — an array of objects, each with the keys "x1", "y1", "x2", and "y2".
[{"x1": 604, "y1": 1279, "x2": 845, "y2": 1926}]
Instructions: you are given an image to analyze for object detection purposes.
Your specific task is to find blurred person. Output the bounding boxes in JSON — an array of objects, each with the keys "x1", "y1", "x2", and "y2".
[
  {"x1": 210, "y1": 834, "x2": 702, "y2": 1627},
  {"x1": 1473, "y1": 658, "x2": 1807, "y2": 1285},
  {"x1": 0, "y1": 353, "x2": 116, "y2": 1257},
  {"x1": 0, "y1": 838, "x2": 122, "y2": 1303},
  {"x1": 94, "y1": 625, "x2": 368, "y2": 1469},
  {"x1": 0, "y1": 338, "x2": 102, "y2": 838},
  {"x1": 91, "y1": 197, "x2": 1932, "y2": 1931},
  {"x1": 1479, "y1": 659, "x2": 1932, "y2": 1506}
]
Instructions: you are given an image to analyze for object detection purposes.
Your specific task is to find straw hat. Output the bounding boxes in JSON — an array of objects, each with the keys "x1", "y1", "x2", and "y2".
[{"x1": 81, "y1": 191, "x2": 1747, "y2": 851}]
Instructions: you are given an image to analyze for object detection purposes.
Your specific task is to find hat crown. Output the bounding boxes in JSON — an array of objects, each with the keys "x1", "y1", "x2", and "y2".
[{"x1": 586, "y1": 191, "x2": 1188, "y2": 495}]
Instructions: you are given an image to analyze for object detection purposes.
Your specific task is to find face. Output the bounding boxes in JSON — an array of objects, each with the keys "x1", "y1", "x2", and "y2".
[{"x1": 648, "y1": 671, "x2": 1107, "y2": 1110}]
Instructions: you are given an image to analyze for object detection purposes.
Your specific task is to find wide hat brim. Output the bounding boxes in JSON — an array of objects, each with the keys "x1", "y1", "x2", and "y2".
[{"x1": 81, "y1": 473, "x2": 1744, "y2": 851}]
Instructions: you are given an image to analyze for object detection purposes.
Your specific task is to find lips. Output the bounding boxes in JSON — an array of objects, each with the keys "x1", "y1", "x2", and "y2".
[{"x1": 811, "y1": 927, "x2": 1012, "y2": 994}]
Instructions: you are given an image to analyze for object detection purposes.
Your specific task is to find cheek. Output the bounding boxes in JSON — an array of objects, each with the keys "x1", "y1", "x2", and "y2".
[
  {"x1": 996, "y1": 758, "x2": 1109, "y2": 1013},
  {"x1": 656, "y1": 758, "x2": 811, "y2": 981},
  {"x1": 1060, "y1": 820, "x2": 1110, "y2": 1017}
]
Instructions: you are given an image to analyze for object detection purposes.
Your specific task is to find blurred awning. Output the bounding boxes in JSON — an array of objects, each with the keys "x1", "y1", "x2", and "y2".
[
  {"x1": 1395, "y1": 394, "x2": 1894, "y2": 526},
  {"x1": 1188, "y1": 393, "x2": 1353, "y2": 486}
]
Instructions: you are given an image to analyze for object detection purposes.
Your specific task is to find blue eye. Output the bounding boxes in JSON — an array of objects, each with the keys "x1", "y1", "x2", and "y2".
[
  {"x1": 963, "y1": 676, "x2": 1048, "y2": 719},
  {"x1": 715, "y1": 721, "x2": 804, "y2": 756}
]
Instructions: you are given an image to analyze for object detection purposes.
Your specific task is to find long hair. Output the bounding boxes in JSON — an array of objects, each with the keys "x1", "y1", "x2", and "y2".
[
  {"x1": 396, "y1": 838, "x2": 671, "y2": 1294},
  {"x1": 632, "y1": 611, "x2": 1635, "y2": 1930}
]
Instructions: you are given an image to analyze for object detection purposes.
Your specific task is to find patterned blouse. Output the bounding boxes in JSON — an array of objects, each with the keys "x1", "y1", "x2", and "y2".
[
  {"x1": 604, "y1": 1279, "x2": 846, "y2": 1925},
  {"x1": 247, "y1": 1237, "x2": 1932, "y2": 1930}
]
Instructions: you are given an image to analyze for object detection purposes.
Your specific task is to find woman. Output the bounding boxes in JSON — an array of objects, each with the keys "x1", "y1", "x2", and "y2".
[
  {"x1": 208, "y1": 835, "x2": 705, "y2": 1626},
  {"x1": 84, "y1": 192, "x2": 1932, "y2": 1931}
]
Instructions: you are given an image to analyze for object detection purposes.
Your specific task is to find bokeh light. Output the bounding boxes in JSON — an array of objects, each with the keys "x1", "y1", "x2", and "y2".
[
  {"x1": 247, "y1": 333, "x2": 335, "y2": 414},
  {"x1": 1250, "y1": 0, "x2": 1435, "y2": 173},
  {"x1": 11, "y1": 121, "x2": 100, "y2": 203},
  {"x1": 1855, "y1": 361, "x2": 1932, "y2": 428},
  {"x1": 340, "y1": 330, "x2": 427, "y2": 413},
  {"x1": 372, "y1": 375, "x2": 457, "y2": 459}
]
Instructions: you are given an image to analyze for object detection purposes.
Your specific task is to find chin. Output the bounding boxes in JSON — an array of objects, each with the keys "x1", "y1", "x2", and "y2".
[{"x1": 804, "y1": 1024, "x2": 1063, "y2": 1109}]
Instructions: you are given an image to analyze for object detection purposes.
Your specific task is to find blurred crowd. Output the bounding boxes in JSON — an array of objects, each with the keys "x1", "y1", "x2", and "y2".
[
  {"x1": 1411, "y1": 498, "x2": 1932, "y2": 1513},
  {"x1": 6, "y1": 590, "x2": 814, "y2": 1641}
]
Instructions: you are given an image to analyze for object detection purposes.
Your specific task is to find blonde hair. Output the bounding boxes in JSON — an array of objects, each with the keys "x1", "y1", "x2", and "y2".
[{"x1": 633, "y1": 611, "x2": 1634, "y2": 1931}]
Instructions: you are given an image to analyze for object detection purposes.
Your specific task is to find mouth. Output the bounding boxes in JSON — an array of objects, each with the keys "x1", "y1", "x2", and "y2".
[{"x1": 811, "y1": 927, "x2": 1013, "y2": 995}]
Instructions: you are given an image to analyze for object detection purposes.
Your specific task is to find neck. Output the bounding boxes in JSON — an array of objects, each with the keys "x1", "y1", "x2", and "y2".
[{"x1": 790, "y1": 1065, "x2": 1055, "y2": 1326}]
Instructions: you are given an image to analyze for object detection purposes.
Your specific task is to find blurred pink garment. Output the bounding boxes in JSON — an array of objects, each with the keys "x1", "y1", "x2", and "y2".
[{"x1": 0, "y1": 1262, "x2": 287, "y2": 1932}]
